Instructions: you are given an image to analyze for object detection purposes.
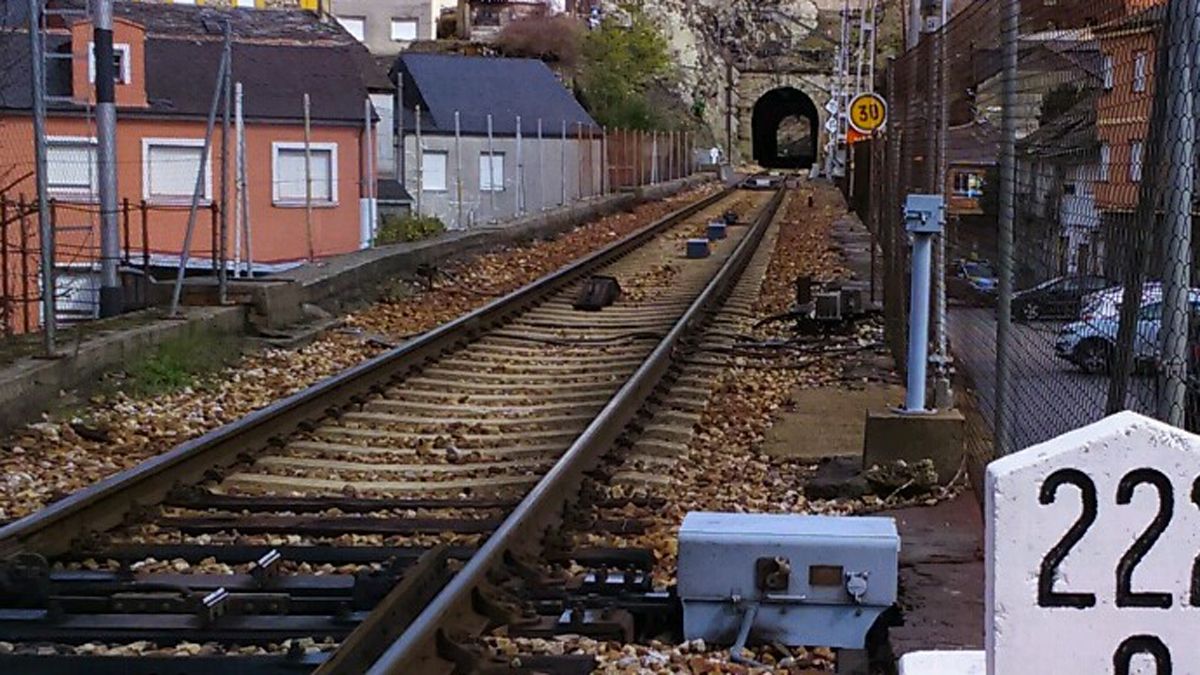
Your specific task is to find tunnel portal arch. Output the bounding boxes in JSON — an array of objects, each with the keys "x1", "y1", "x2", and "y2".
[{"x1": 751, "y1": 87, "x2": 820, "y2": 170}]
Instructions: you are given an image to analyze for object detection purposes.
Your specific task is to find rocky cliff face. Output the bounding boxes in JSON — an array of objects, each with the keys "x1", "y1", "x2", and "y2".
[{"x1": 603, "y1": 0, "x2": 831, "y2": 146}]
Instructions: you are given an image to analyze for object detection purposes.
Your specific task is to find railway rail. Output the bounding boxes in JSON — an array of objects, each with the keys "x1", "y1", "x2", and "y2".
[{"x1": 0, "y1": 182, "x2": 785, "y2": 674}]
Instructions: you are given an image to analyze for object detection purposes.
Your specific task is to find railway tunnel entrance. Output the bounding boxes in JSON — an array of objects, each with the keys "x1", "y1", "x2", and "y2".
[{"x1": 751, "y1": 87, "x2": 820, "y2": 170}]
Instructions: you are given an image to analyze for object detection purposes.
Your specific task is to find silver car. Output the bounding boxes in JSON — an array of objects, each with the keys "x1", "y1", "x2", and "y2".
[{"x1": 1056, "y1": 289, "x2": 1200, "y2": 373}]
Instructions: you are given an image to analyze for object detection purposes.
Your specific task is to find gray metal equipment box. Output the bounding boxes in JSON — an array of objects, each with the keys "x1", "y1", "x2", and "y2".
[{"x1": 678, "y1": 512, "x2": 900, "y2": 650}]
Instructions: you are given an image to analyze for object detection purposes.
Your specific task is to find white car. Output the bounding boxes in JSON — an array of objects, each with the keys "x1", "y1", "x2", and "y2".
[
  {"x1": 1078, "y1": 282, "x2": 1163, "y2": 322},
  {"x1": 1056, "y1": 288, "x2": 1200, "y2": 373}
]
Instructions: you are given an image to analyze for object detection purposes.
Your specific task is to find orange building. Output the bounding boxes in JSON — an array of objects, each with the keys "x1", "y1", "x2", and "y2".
[
  {"x1": 0, "y1": 2, "x2": 388, "y2": 331},
  {"x1": 1091, "y1": 0, "x2": 1166, "y2": 279},
  {"x1": 1094, "y1": 0, "x2": 1163, "y2": 213}
]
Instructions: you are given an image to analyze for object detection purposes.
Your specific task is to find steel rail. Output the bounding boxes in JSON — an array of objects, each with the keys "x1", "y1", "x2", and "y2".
[
  {"x1": 365, "y1": 186, "x2": 787, "y2": 674},
  {"x1": 0, "y1": 186, "x2": 731, "y2": 560}
]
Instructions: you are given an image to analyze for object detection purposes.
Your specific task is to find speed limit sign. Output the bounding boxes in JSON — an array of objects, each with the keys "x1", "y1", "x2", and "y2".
[{"x1": 848, "y1": 93, "x2": 888, "y2": 134}]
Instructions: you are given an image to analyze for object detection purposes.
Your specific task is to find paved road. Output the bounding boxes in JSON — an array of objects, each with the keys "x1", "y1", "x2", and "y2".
[{"x1": 948, "y1": 307, "x2": 1157, "y2": 452}]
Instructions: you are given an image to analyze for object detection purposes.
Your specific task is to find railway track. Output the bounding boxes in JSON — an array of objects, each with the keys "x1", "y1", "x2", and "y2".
[{"x1": 0, "y1": 183, "x2": 785, "y2": 674}]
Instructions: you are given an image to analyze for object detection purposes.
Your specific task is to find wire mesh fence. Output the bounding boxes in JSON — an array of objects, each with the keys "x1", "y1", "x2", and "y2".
[{"x1": 848, "y1": 0, "x2": 1200, "y2": 461}]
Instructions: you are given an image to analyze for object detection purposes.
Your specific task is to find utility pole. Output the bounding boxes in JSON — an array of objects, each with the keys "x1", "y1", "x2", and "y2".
[
  {"x1": 1158, "y1": 0, "x2": 1197, "y2": 426},
  {"x1": 94, "y1": 0, "x2": 121, "y2": 317},
  {"x1": 907, "y1": 0, "x2": 923, "y2": 50}
]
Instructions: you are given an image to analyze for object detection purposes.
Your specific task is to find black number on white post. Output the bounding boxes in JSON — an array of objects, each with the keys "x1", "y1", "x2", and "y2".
[
  {"x1": 1192, "y1": 476, "x2": 1199, "y2": 608},
  {"x1": 1038, "y1": 468, "x2": 1098, "y2": 608},
  {"x1": 1113, "y1": 635, "x2": 1172, "y2": 675},
  {"x1": 1115, "y1": 468, "x2": 1173, "y2": 609}
]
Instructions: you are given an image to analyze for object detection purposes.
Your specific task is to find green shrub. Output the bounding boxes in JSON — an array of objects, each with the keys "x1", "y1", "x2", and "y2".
[
  {"x1": 116, "y1": 332, "x2": 236, "y2": 397},
  {"x1": 377, "y1": 214, "x2": 446, "y2": 245}
]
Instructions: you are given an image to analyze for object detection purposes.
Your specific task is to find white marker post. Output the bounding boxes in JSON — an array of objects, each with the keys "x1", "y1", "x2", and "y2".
[
  {"x1": 988, "y1": 411, "x2": 1200, "y2": 674},
  {"x1": 901, "y1": 411, "x2": 1200, "y2": 674}
]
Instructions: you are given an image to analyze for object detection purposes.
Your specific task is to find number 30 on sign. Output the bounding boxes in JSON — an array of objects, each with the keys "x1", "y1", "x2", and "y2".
[
  {"x1": 848, "y1": 93, "x2": 888, "y2": 134},
  {"x1": 986, "y1": 412, "x2": 1200, "y2": 675}
]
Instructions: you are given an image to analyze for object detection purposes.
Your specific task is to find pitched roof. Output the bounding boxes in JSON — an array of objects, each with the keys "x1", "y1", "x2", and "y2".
[
  {"x1": 948, "y1": 119, "x2": 1002, "y2": 167},
  {"x1": 396, "y1": 53, "x2": 598, "y2": 136},
  {"x1": 0, "y1": 3, "x2": 391, "y2": 123},
  {"x1": 1018, "y1": 93, "x2": 1100, "y2": 160}
]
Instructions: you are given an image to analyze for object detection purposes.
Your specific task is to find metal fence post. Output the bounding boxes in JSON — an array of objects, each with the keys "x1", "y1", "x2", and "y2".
[
  {"x1": 1, "y1": 196, "x2": 9, "y2": 336},
  {"x1": 576, "y1": 123, "x2": 585, "y2": 199},
  {"x1": 1158, "y1": 0, "x2": 1198, "y2": 426},
  {"x1": 486, "y1": 113, "x2": 496, "y2": 220},
  {"x1": 560, "y1": 120, "x2": 567, "y2": 207},
  {"x1": 516, "y1": 115, "x2": 525, "y2": 215},
  {"x1": 169, "y1": 42, "x2": 229, "y2": 317},
  {"x1": 303, "y1": 92, "x2": 314, "y2": 261},
  {"x1": 454, "y1": 110, "x2": 463, "y2": 229},
  {"x1": 18, "y1": 195, "x2": 30, "y2": 333},
  {"x1": 994, "y1": 0, "x2": 1019, "y2": 456},
  {"x1": 601, "y1": 126, "x2": 608, "y2": 196},
  {"x1": 537, "y1": 118, "x2": 545, "y2": 211},
  {"x1": 27, "y1": 0, "x2": 54, "y2": 350},
  {"x1": 140, "y1": 200, "x2": 149, "y2": 277},
  {"x1": 416, "y1": 104, "x2": 424, "y2": 216}
]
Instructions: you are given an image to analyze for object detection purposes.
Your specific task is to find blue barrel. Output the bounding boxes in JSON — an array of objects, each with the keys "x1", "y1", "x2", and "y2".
[
  {"x1": 707, "y1": 222, "x2": 727, "y2": 241},
  {"x1": 687, "y1": 238, "x2": 711, "y2": 258}
]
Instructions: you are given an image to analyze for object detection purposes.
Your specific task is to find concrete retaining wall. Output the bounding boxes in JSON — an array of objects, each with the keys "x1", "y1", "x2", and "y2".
[{"x1": 0, "y1": 306, "x2": 246, "y2": 433}]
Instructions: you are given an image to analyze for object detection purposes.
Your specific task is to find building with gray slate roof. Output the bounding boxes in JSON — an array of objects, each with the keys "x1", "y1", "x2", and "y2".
[{"x1": 373, "y1": 52, "x2": 603, "y2": 229}]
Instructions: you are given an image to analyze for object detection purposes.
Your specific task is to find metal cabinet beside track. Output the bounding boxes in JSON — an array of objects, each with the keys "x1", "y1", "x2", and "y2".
[{"x1": 677, "y1": 512, "x2": 900, "y2": 650}]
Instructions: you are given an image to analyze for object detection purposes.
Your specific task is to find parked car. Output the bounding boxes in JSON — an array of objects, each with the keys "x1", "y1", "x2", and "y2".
[
  {"x1": 1079, "y1": 281, "x2": 1163, "y2": 322},
  {"x1": 1056, "y1": 290, "x2": 1200, "y2": 373},
  {"x1": 949, "y1": 259, "x2": 998, "y2": 305},
  {"x1": 1185, "y1": 317, "x2": 1200, "y2": 432},
  {"x1": 1012, "y1": 275, "x2": 1111, "y2": 322}
]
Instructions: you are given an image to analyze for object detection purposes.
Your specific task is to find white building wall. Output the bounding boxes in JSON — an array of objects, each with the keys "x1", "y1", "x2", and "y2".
[{"x1": 403, "y1": 132, "x2": 604, "y2": 229}]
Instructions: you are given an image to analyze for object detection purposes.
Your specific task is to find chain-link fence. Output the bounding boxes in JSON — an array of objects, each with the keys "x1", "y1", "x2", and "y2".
[{"x1": 848, "y1": 0, "x2": 1200, "y2": 464}]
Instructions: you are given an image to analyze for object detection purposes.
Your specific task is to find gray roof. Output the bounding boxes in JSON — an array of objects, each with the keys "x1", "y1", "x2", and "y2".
[
  {"x1": 0, "y1": 2, "x2": 390, "y2": 123},
  {"x1": 948, "y1": 119, "x2": 1002, "y2": 167},
  {"x1": 1018, "y1": 93, "x2": 1099, "y2": 161},
  {"x1": 396, "y1": 53, "x2": 598, "y2": 136}
]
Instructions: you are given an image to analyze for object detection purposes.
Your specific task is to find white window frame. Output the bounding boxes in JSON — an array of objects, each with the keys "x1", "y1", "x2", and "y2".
[
  {"x1": 1130, "y1": 139, "x2": 1143, "y2": 182},
  {"x1": 141, "y1": 137, "x2": 212, "y2": 203},
  {"x1": 271, "y1": 141, "x2": 339, "y2": 207},
  {"x1": 422, "y1": 150, "x2": 448, "y2": 192},
  {"x1": 235, "y1": 0, "x2": 256, "y2": 6},
  {"x1": 391, "y1": 18, "x2": 419, "y2": 42},
  {"x1": 87, "y1": 42, "x2": 131, "y2": 85},
  {"x1": 1102, "y1": 55, "x2": 1114, "y2": 90},
  {"x1": 336, "y1": 15, "x2": 367, "y2": 42},
  {"x1": 46, "y1": 135, "x2": 98, "y2": 199},
  {"x1": 1099, "y1": 143, "x2": 1111, "y2": 182},
  {"x1": 1133, "y1": 51, "x2": 1148, "y2": 93},
  {"x1": 479, "y1": 152, "x2": 505, "y2": 192}
]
